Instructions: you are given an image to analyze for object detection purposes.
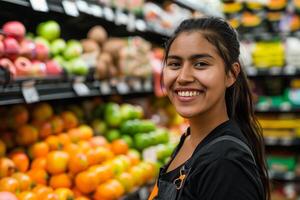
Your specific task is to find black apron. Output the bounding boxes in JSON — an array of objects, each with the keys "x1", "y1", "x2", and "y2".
[{"x1": 154, "y1": 135, "x2": 256, "y2": 200}]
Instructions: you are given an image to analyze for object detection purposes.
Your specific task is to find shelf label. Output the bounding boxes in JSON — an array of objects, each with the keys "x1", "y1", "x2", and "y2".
[
  {"x1": 143, "y1": 78, "x2": 152, "y2": 91},
  {"x1": 269, "y1": 67, "x2": 281, "y2": 75},
  {"x1": 73, "y1": 78, "x2": 90, "y2": 96},
  {"x1": 103, "y1": 7, "x2": 114, "y2": 21},
  {"x1": 29, "y1": 0, "x2": 49, "y2": 12},
  {"x1": 22, "y1": 81, "x2": 39, "y2": 104},
  {"x1": 135, "y1": 19, "x2": 147, "y2": 32},
  {"x1": 90, "y1": 4, "x2": 103, "y2": 17},
  {"x1": 132, "y1": 79, "x2": 143, "y2": 92},
  {"x1": 62, "y1": 0, "x2": 79, "y2": 17},
  {"x1": 246, "y1": 67, "x2": 258, "y2": 76},
  {"x1": 283, "y1": 66, "x2": 297, "y2": 75},
  {"x1": 100, "y1": 81, "x2": 111, "y2": 95},
  {"x1": 127, "y1": 12, "x2": 136, "y2": 32},
  {"x1": 115, "y1": 8, "x2": 128, "y2": 25},
  {"x1": 76, "y1": 0, "x2": 89, "y2": 13},
  {"x1": 116, "y1": 81, "x2": 129, "y2": 94}
]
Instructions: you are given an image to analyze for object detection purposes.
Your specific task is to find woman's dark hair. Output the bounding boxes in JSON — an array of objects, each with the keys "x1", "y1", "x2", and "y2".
[{"x1": 163, "y1": 17, "x2": 270, "y2": 200}]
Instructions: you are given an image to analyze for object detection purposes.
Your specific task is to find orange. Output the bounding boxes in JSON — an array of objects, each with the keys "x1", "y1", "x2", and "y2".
[
  {"x1": 127, "y1": 150, "x2": 140, "y2": 166},
  {"x1": 32, "y1": 103, "x2": 53, "y2": 122},
  {"x1": 9, "y1": 152, "x2": 29, "y2": 173},
  {"x1": 68, "y1": 152, "x2": 89, "y2": 174},
  {"x1": 88, "y1": 164, "x2": 113, "y2": 184},
  {"x1": 75, "y1": 197, "x2": 90, "y2": 200},
  {"x1": 31, "y1": 157, "x2": 47, "y2": 170},
  {"x1": 75, "y1": 171, "x2": 99, "y2": 194},
  {"x1": 93, "y1": 179, "x2": 124, "y2": 200},
  {"x1": 129, "y1": 165, "x2": 145, "y2": 186},
  {"x1": 28, "y1": 142, "x2": 49, "y2": 159},
  {"x1": 89, "y1": 136, "x2": 109, "y2": 148},
  {"x1": 139, "y1": 161, "x2": 155, "y2": 181},
  {"x1": 77, "y1": 141, "x2": 91, "y2": 153},
  {"x1": 78, "y1": 125, "x2": 93, "y2": 140},
  {"x1": 38, "y1": 122, "x2": 52, "y2": 139},
  {"x1": 86, "y1": 147, "x2": 108, "y2": 166},
  {"x1": 0, "y1": 139, "x2": 6, "y2": 157},
  {"x1": 61, "y1": 111, "x2": 78, "y2": 130},
  {"x1": 0, "y1": 191, "x2": 18, "y2": 200},
  {"x1": 46, "y1": 151, "x2": 69, "y2": 175},
  {"x1": 32, "y1": 185, "x2": 53, "y2": 199},
  {"x1": 54, "y1": 188, "x2": 74, "y2": 200},
  {"x1": 68, "y1": 128, "x2": 81, "y2": 143},
  {"x1": 11, "y1": 172, "x2": 32, "y2": 191},
  {"x1": 57, "y1": 133, "x2": 71, "y2": 147},
  {"x1": 49, "y1": 173, "x2": 72, "y2": 189},
  {"x1": 0, "y1": 177, "x2": 19, "y2": 192},
  {"x1": 63, "y1": 143, "x2": 80, "y2": 155},
  {"x1": 7, "y1": 105, "x2": 29, "y2": 129},
  {"x1": 0, "y1": 132, "x2": 15, "y2": 149},
  {"x1": 16, "y1": 125, "x2": 39, "y2": 146},
  {"x1": 50, "y1": 116, "x2": 64, "y2": 134},
  {"x1": 116, "y1": 172, "x2": 135, "y2": 192},
  {"x1": 45, "y1": 136, "x2": 63, "y2": 151},
  {"x1": 27, "y1": 169, "x2": 49, "y2": 185},
  {"x1": 111, "y1": 139, "x2": 128, "y2": 155},
  {"x1": 18, "y1": 191, "x2": 37, "y2": 200},
  {"x1": 43, "y1": 193, "x2": 59, "y2": 200},
  {"x1": 0, "y1": 157, "x2": 16, "y2": 178}
]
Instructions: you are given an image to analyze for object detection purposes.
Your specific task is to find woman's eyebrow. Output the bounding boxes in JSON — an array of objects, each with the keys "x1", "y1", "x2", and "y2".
[{"x1": 189, "y1": 54, "x2": 213, "y2": 60}]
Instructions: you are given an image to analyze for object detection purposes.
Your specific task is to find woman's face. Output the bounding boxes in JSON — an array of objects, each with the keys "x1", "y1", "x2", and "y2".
[{"x1": 163, "y1": 32, "x2": 234, "y2": 119}]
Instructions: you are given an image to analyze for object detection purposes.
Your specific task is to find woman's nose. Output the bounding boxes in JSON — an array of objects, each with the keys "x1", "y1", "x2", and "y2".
[{"x1": 177, "y1": 64, "x2": 194, "y2": 84}]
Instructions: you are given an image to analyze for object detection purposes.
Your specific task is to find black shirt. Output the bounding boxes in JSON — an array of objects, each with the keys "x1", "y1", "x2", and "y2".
[{"x1": 159, "y1": 120, "x2": 264, "y2": 200}]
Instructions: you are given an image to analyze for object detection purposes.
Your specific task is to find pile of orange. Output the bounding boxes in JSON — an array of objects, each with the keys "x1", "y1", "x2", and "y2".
[{"x1": 0, "y1": 103, "x2": 157, "y2": 200}]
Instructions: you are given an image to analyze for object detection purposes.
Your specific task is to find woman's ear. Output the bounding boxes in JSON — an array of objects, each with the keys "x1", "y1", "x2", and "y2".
[{"x1": 226, "y1": 62, "x2": 240, "y2": 88}]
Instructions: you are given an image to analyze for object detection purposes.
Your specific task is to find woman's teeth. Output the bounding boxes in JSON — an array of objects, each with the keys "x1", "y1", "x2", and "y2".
[{"x1": 177, "y1": 91, "x2": 200, "y2": 97}]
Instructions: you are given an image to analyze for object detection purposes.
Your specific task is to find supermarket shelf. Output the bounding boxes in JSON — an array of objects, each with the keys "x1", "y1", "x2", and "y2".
[
  {"x1": 0, "y1": 76, "x2": 153, "y2": 105},
  {"x1": 269, "y1": 171, "x2": 300, "y2": 182},
  {"x1": 246, "y1": 67, "x2": 300, "y2": 78},
  {"x1": 255, "y1": 105, "x2": 300, "y2": 113},
  {"x1": 0, "y1": 0, "x2": 170, "y2": 43},
  {"x1": 264, "y1": 137, "x2": 300, "y2": 147}
]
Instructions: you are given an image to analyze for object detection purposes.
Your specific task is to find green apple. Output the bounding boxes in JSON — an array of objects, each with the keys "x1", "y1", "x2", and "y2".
[
  {"x1": 70, "y1": 58, "x2": 88, "y2": 76},
  {"x1": 34, "y1": 36, "x2": 50, "y2": 48},
  {"x1": 63, "y1": 40, "x2": 83, "y2": 60},
  {"x1": 121, "y1": 135, "x2": 133, "y2": 148},
  {"x1": 51, "y1": 39, "x2": 66, "y2": 55},
  {"x1": 91, "y1": 119, "x2": 107, "y2": 136},
  {"x1": 106, "y1": 129, "x2": 121, "y2": 142},
  {"x1": 53, "y1": 55, "x2": 65, "y2": 66},
  {"x1": 37, "y1": 20, "x2": 60, "y2": 41},
  {"x1": 104, "y1": 103, "x2": 122, "y2": 128},
  {"x1": 120, "y1": 104, "x2": 134, "y2": 121}
]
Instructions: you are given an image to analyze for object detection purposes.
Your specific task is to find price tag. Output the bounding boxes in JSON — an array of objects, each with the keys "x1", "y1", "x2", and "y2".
[
  {"x1": 62, "y1": 0, "x2": 79, "y2": 17},
  {"x1": 279, "y1": 102, "x2": 291, "y2": 112},
  {"x1": 22, "y1": 81, "x2": 39, "y2": 103},
  {"x1": 246, "y1": 67, "x2": 258, "y2": 76},
  {"x1": 115, "y1": 8, "x2": 128, "y2": 25},
  {"x1": 135, "y1": 19, "x2": 147, "y2": 32},
  {"x1": 264, "y1": 137, "x2": 278, "y2": 146},
  {"x1": 138, "y1": 187, "x2": 149, "y2": 200},
  {"x1": 127, "y1": 12, "x2": 136, "y2": 32},
  {"x1": 29, "y1": 0, "x2": 49, "y2": 12},
  {"x1": 76, "y1": 0, "x2": 89, "y2": 13},
  {"x1": 280, "y1": 138, "x2": 293, "y2": 146},
  {"x1": 132, "y1": 79, "x2": 143, "y2": 92},
  {"x1": 103, "y1": 7, "x2": 114, "y2": 21},
  {"x1": 143, "y1": 147, "x2": 157, "y2": 162},
  {"x1": 283, "y1": 66, "x2": 297, "y2": 75},
  {"x1": 143, "y1": 78, "x2": 152, "y2": 91},
  {"x1": 73, "y1": 78, "x2": 90, "y2": 96},
  {"x1": 90, "y1": 4, "x2": 103, "y2": 17},
  {"x1": 270, "y1": 67, "x2": 281, "y2": 75},
  {"x1": 116, "y1": 81, "x2": 129, "y2": 94},
  {"x1": 100, "y1": 81, "x2": 111, "y2": 95},
  {"x1": 284, "y1": 171, "x2": 296, "y2": 180}
]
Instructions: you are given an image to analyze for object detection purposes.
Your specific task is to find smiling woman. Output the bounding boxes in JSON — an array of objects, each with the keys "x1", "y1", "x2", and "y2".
[{"x1": 149, "y1": 17, "x2": 270, "y2": 200}]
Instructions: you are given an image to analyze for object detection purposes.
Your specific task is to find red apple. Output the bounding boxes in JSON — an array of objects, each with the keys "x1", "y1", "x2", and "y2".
[
  {"x1": 3, "y1": 37, "x2": 20, "y2": 58},
  {"x1": 0, "y1": 41, "x2": 4, "y2": 57},
  {"x1": 0, "y1": 35, "x2": 4, "y2": 41},
  {"x1": 35, "y1": 43, "x2": 49, "y2": 61},
  {"x1": 20, "y1": 39, "x2": 36, "y2": 59},
  {"x1": 14, "y1": 56, "x2": 32, "y2": 76},
  {"x1": 2, "y1": 21, "x2": 26, "y2": 40},
  {"x1": 0, "y1": 58, "x2": 16, "y2": 77},
  {"x1": 31, "y1": 60, "x2": 47, "y2": 77},
  {"x1": 46, "y1": 60, "x2": 62, "y2": 75}
]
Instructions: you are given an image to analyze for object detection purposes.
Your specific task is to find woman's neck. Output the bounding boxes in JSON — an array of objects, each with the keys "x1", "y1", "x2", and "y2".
[{"x1": 188, "y1": 101, "x2": 229, "y2": 148}]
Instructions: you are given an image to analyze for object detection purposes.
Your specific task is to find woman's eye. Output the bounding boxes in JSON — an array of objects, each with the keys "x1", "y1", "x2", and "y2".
[
  {"x1": 194, "y1": 62, "x2": 208, "y2": 68},
  {"x1": 167, "y1": 62, "x2": 181, "y2": 69}
]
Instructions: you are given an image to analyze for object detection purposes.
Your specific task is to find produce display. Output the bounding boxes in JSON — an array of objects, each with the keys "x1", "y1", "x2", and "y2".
[{"x1": 0, "y1": 101, "x2": 177, "y2": 199}]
